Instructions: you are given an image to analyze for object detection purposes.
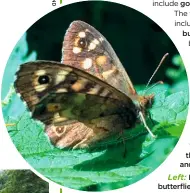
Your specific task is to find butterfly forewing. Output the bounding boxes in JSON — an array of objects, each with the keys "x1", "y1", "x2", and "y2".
[
  {"x1": 15, "y1": 61, "x2": 138, "y2": 148},
  {"x1": 62, "y1": 20, "x2": 137, "y2": 95},
  {"x1": 15, "y1": 61, "x2": 133, "y2": 108}
]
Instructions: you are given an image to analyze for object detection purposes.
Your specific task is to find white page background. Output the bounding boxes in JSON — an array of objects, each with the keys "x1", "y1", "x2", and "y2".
[{"x1": 0, "y1": 0, "x2": 189, "y2": 193}]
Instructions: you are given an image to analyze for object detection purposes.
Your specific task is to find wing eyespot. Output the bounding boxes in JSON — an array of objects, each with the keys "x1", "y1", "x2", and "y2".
[
  {"x1": 33, "y1": 74, "x2": 52, "y2": 92},
  {"x1": 78, "y1": 38, "x2": 87, "y2": 49},
  {"x1": 38, "y1": 75, "x2": 50, "y2": 85}
]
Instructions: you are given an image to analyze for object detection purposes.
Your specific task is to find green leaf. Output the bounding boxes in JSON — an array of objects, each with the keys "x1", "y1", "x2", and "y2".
[
  {"x1": 166, "y1": 54, "x2": 187, "y2": 82},
  {"x1": 2, "y1": 37, "x2": 189, "y2": 191},
  {"x1": 2, "y1": 83, "x2": 188, "y2": 190}
]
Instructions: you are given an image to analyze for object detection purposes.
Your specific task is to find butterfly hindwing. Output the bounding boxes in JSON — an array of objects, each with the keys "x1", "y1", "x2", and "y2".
[
  {"x1": 34, "y1": 93, "x2": 136, "y2": 148},
  {"x1": 32, "y1": 92, "x2": 135, "y2": 125},
  {"x1": 62, "y1": 20, "x2": 137, "y2": 95},
  {"x1": 45, "y1": 114, "x2": 129, "y2": 149}
]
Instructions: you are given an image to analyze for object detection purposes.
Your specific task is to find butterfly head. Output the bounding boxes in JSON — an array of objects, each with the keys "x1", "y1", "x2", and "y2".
[
  {"x1": 138, "y1": 94, "x2": 154, "y2": 110},
  {"x1": 133, "y1": 94, "x2": 155, "y2": 138},
  {"x1": 135, "y1": 95, "x2": 153, "y2": 124}
]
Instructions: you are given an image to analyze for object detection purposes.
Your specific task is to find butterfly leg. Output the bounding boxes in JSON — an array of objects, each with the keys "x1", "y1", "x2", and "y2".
[
  {"x1": 72, "y1": 138, "x2": 89, "y2": 149},
  {"x1": 139, "y1": 111, "x2": 156, "y2": 138},
  {"x1": 121, "y1": 131, "x2": 127, "y2": 158},
  {"x1": 116, "y1": 130, "x2": 127, "y2": 158}
]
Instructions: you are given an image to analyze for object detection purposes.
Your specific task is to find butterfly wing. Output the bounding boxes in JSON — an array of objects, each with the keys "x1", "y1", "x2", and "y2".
[
  {"x1": 62, "y1": 20, "x2": 137, "y2": 96},
  {"x1": 15, "y1": 61, "x2": 137, "y2": 148},
  {"x1": 34, "y1": 93, "x2": 136, "y2": 149},
  {"x1": 15, "y1": 60, "x2": 132, "y2": 109}
]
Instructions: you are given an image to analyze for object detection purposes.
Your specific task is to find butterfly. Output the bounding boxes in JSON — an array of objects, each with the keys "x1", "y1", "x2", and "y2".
[{"x1": 15, "y1": 21, "x2": 166, "y2": 150}]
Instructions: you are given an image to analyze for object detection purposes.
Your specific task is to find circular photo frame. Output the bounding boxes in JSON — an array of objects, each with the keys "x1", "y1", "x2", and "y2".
[{"x1": 2, "y1": 1, "x2": 189, "y2": 191}]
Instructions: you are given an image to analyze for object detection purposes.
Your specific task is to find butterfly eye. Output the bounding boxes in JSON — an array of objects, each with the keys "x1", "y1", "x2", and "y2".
[
  {"x1": 38, "y1": 75, "x2": 50, "y2": 85},
  {"x1": 78, "y1": 38, "x2": 87, "y2": 48}
]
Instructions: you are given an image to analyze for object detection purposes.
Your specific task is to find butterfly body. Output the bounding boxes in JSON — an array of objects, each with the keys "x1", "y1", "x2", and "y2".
[{"x1": 14, "y1": 21, "x2": 155, "y2": 149}]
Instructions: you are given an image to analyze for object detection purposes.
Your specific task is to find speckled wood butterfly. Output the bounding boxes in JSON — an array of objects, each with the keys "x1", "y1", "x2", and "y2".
[{"x1": 15, "y1": 21, "x2": 166, "y2": 150}]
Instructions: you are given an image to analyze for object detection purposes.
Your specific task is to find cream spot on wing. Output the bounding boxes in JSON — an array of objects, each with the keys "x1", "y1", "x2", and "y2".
[
  {"x1": 92, "y1": 39, "x2": 100, "y2": 45},
  {"x1": 72, "y1": 79, "x2": 88, "y2": 92},
  {"x1": 63, "y1": 67, "x2": 73, "y2": 72},
  {"x1": 73, "y1": 47, "x2": 82, "y2": 54},
  {"x1": 102, "y1": 66, "x2": 117, "y2": 79},
  {"x1": 99, "y1": 37, "x2": 104, "y2": 42},
  {"x1": 88, "y1": 42, "x2": 96, "y2": 50},
  {"x1": 58, "y1": 70, "x2": 70, "y2": 75},
  {"x1": 88, "y1": 85, "x2": 101, "y2": 95},
  {"x1": 87, "y1": 88, "x2": 99, "y2": 95},
  {"x1": 56, "y1": 70, "x2": 70, "y2": 84},
  {"x1": 53, "y1": 113, "x2": 68, "y2": 124},
  {"x1": 34, "y1": 85, "x2": 48, "y2": 92},
  {"x1": 56, "y1": 88, "x2": 68, "y2": 93},
  {"x1": 96, "y1": 55, "x2": 107, "y2": 66},
  {"x1": 82, "y1": 58, "x2": 93, "y2": 69},
  {"x1": 78, "y1": 31, "x2": 86, "y2": 38},
  {"x1": 88, "y1": 39, "x2": 99, "y2": 51},
  {"x1": 56, "y1": 75, "x2": 65, "y2": 84},
  {"x1": 35, "y1": 70, "x2": 47, "y2": 76}
]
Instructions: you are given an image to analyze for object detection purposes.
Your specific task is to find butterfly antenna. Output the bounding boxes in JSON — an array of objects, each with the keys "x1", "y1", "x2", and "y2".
[
  {"x1": 144, "y1": 81, "x2": 164, "y2": 94},
  {"x1": 145, "y1": 53, "x2": 169, "y2": 88}
]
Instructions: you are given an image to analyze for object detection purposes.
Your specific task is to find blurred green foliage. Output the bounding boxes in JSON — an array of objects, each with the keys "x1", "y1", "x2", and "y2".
[
  {"x1": 166, "y1": 54, "x2": 186, "y2": 81},
  {"x1": 0, "y1": 170, "x2": 48, "y2": 193},
  {"x1": 1, "y1": 1, "x2": 189, "y2": 191}
]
